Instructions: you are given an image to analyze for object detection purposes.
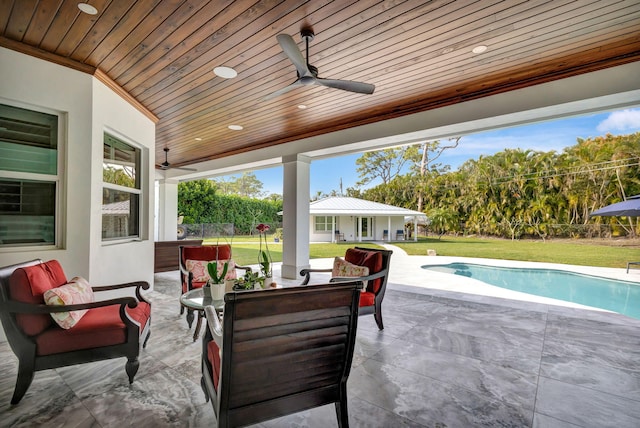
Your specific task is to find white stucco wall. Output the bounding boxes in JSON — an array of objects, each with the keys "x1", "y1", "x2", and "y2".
[
  {"x1": 309, "y1": 215, "x2": 406, "y2": 242},
  {"x1": 0, "y1": 47, "x2": 155, "y2": 287}
]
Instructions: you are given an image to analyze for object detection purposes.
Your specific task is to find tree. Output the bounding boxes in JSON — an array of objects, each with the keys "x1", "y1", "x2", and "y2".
[
  {"x1": 213, "y1": 172, "x2": 264, "y2": 198},
  {"x1": 355, "y1": 146, "x2": 418, "y2": 186},
  {"x1": 411, "y1": 137, "x2": 460, "y2": 211}
]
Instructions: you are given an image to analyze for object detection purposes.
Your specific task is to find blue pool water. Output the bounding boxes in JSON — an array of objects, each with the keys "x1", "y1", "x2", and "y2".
[{"x1": 421, "y1": 263, "x2": 640, "y2": 319}]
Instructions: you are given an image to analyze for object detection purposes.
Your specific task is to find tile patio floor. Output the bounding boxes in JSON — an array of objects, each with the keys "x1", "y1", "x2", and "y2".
[{"x1": 1, "y1": 250, "x2": 640, "y2": 427}]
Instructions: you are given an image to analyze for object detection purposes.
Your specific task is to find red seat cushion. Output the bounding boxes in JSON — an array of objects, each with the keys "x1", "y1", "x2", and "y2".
[
  {"x1": 9, "y1": 260, "x2": 67, "y2": 336},
  {"x1": 35, "y1": 301, "x2": 151, "y2": 356},
  {"x1": 345, "y1": 248, "x2": 383, "y2": 293},
  {"x1": 359, "y1": 291, "x2": 375, "y2": 307},
  {"x1": 207, "y1": 340, "x2": 221, "y2": 390}
]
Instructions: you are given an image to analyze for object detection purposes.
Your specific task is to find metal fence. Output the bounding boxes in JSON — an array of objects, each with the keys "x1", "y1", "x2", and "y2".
[{"x1": 177, "y1": 223, "x2": 282, "y2": 240}]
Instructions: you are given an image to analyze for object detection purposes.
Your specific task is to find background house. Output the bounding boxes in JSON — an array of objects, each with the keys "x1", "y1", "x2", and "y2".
[{"x1": 307, "y1": 197, "x2": 423, "y2": 242}]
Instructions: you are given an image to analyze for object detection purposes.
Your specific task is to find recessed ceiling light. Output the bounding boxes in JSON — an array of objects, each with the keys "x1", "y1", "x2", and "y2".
[
  {"x1": 228, "y1": 125, "x2": 243, "y2": 131},
  {"x1": 472, "y1": 45, "x2": 488, "y2": 54},
  {"x1": 298, "y1": 104, "x2": 307, "y2": 109},
  {"x1": 195, "y1": 137, "x2": 202, "y2": 141},
  {"x1": 77, "y1": 3, "x2": 98, "y2": 15},
  {"x1": 213, "y1": 66, "x2": 238, "y2": 79}
]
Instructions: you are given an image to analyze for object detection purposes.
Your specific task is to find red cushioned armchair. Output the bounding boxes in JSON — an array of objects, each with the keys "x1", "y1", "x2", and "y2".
[
  {"x1": 179, "y1": 245, "x2": 251, "y2": 327},
  {"x1": 301, "y1": 247, "x2": 392, "y2": 330},
  {"x1": 0, "y1": 259, "x2": 151, "y2": 405}
]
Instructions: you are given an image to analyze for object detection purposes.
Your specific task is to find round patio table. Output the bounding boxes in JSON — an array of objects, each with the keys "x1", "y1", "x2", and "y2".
[{"x1": 180, "y1": 288, "x2": 225, "y2": 342}]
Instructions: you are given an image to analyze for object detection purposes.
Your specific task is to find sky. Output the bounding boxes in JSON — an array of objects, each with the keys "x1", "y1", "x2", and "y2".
[{"x1": 221, "y1": 108, "x2": 640, "y2": 196}]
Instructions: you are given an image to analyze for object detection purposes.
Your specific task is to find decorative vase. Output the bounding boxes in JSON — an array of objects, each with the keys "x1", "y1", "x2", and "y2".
[
  {"x1": 203, "y1": 284, "x2": 212, "y2": 298},
  {"x1": 263, "y1": 276, "x2": 273, "y2": 288},
  {"x1": 253, "y1": 281, "x2": 262, "y2": 290},
  {"x1": 212, "y1": 282, "x2": 225, "y2": 300}
]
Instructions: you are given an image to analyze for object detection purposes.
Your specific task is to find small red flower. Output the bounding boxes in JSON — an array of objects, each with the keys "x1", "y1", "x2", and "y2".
[{"x1": 256, "y1": 223, "x2": 270, "y2": 233}]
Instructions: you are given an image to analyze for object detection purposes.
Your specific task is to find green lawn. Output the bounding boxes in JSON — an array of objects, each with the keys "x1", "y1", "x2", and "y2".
[
  {"x1": 200, "y1": 236, "x2": 638, "y2": 269},
  {"x1": 393, "y1": 237, "x2": 639, "y2": 269}
]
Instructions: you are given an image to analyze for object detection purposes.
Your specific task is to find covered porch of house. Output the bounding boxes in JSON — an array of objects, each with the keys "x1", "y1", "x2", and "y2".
[{"x1": 3, "y1": 252, "x2": 639, "y2": 427}]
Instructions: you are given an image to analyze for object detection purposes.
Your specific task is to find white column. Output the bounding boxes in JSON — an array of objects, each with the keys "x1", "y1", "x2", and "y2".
[
  {"x1": 281, "y1": 154, "x2": 311, "y2": 279},
  {"x1": 387, "y1": 216, "x2": 391, "y2": 241},
  {"x1": 357, "y1": 216, "x2": 362, "y2": 242},
  {"x1": 414, "y1": 216, "x2": 418, "y2": 241},
  {"x1": 332, "y1": 215, "x2": 336, "y2": 243},
  {"x1": 156, "y1": 179, "x2": 179, "y2": 241}
]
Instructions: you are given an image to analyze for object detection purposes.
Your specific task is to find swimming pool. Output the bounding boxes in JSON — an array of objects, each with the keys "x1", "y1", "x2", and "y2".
[{"x1": 421, "y1": 262, "x2": 640, "y2": 319}]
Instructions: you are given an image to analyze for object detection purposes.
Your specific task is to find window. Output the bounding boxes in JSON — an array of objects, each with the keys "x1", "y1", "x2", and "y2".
[
  {"x1": 102, "y1": 133, "x2": 141, "y2": 240},
  {"x1": 314, "y1": 215, "x2": 334, "y2": 232},
  {"x1": 0, "y1": 103, "x2": 59, "y2": 247}
]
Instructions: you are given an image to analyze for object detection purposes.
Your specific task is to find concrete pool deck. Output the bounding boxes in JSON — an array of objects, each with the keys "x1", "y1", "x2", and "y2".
[{"x1": 293, "y1": 243, "x2": 640, "y2": 315}]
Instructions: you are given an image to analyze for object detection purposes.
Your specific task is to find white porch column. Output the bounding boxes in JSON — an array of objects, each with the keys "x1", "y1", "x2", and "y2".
[
  {"x1": 387, "y1": 216, "x2": 391, "y2": 241},
  {"x1": 281, "y1": 154, "x2": 310, "y2": 279},
  {"x1": 156, "y1": 179, "x2": 179, "y2": 241},
  {"x1": 414, "y1": 217, "x2": 418, "y2": 241},
  {"x1": 357, "y1": 216, "x2": 362, "y2": 242},
  {"x1": 332, "y1": 216, "x2": 336, "y2": 243}
]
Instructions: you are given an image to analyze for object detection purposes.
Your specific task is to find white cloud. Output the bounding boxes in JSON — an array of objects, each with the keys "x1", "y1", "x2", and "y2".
[{"x1": 596, "y1": 109, "x2": 640, "y2": 132}]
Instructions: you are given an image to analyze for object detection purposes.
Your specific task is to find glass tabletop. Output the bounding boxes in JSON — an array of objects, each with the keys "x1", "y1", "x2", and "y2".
[{"x1": 180, "y1": 287, "x2": 225, "y2": 311}]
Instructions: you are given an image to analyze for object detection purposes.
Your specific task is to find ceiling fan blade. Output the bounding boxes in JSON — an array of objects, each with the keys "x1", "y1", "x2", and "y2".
[
  {"x1": 315, "y1": 78, "x2": 375, "y2": 94},
  {"x1": 276, "y1": 33, "x2": 311, "y2": 77},
  {"x1": 173, "y1": 166, "x2": 197, "y2": 172},
  {"x1": 264, "y1": 79, "x2": 303, "y2": 100}
]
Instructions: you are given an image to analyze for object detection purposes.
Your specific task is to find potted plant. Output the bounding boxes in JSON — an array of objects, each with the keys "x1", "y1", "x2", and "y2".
[
  {"x1": 206, "y1": 260, "x2": 228, "y2": 300},
  {"x1": 256, "y1": 223, "x2": 273, "y2": 287}
]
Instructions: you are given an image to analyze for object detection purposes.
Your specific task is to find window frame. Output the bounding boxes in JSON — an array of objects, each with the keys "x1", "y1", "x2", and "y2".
[
  {"x1": 314, "y1": 215, "x2": 334, "y2": 233},
  {"x1": 102, "y1": 130, "x2": 143, "y2": 243},
  {"x1": 0, "y1": 101, "x2": 64, "y2": 250}
]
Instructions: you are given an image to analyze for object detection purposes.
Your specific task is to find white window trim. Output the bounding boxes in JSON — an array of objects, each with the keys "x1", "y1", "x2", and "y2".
[
  {"x1": 0, "y1": 100, "x2": 65, "y2": 251},
  {"x1": 101, "y1": 130, "x2": 144, "y2": 243}
]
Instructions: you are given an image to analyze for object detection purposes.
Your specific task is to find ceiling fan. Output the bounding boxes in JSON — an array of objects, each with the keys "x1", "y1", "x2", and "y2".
[
  {"x1": 265, "y1": 28, "x2": 375, "y2": 100},
  {"x1": 157, "y1": 147, "x2": 197, "y2": 171}
]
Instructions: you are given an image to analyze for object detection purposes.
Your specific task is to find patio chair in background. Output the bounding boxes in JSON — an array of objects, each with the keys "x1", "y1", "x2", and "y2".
[
  {"x1": 300, "y1": 247, "x2": 393, "y2": 330},
  {"x1": 179, "y1": 244, "x2": 251, "y2": 327},
  {"x1": 335, "y1": 230, "x2": 345, "y2": 241},
  {"x1": 395, "y1": 229, "x2": 405, "y2": 240},
  {"x1": 0, "y1": 259, "x2": 151, "y2": 405},
  {"x1": 201, "y1": 281, "x2": 363, "y2": 427},
  {"x1": 382, "y1": 229, "x2": 389, "y2": 240}
]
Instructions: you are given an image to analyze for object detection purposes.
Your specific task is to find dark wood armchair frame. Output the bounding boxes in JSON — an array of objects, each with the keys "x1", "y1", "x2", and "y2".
[
  {"x1": 201, "y1": 281, "x2": 362, "y2": 427},
  {"x1": 179, "y1": 245, "x2": 252, "y2": 328},
  {"x1": 300, "y1": 247, "x2": 393, "y2": 330},
  {"x1": 0, "y1": 259, "x2": 151, "y2": 405}
]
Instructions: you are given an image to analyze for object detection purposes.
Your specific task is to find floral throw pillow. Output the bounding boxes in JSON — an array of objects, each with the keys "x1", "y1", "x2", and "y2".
[
  {"x1": 43, "y1": 276, "x2": 95, "y2": 329},
  {"x1": 186, "y1": 259, "x2": 237, "y2": 282},
  {"x1": 332, "y1": 257, "x2": 369, "y2": 292}
]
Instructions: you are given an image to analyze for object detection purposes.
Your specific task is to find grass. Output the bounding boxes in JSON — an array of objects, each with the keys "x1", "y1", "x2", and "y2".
[
  {"x1": 393, "y1": 236, "x2": 639, "y2": 269},
  {"x1": 199, "y1": 236, "x2": 639, "y2": 269}
]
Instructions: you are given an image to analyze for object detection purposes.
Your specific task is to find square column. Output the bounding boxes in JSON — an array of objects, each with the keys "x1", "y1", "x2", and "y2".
[
  {"x1": 281, "y1": 155, "x2": 310, "y2": 279},
  {"x1": 156, "y1": 179, "x2": 179, "y2": 241}
]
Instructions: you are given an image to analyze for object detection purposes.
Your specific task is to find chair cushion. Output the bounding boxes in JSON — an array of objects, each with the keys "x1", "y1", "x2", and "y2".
[
  {"x1": 207, "y1": 340, "x2": 221, "y2": 390},
  {"x1": 35, "y1": 301, "x2": 151, "y2": 356},
  {"x1": 332, "y1": 257, "x2": 369, "y2": 292},
  {"x1": 344, "y1": 248, "x2": 383, "y2": 293},
  {"x1": 359, "y1": 291, "x2": 375, "y2": 307},
  {"x1": 185, "y1": 259, "x2": 237, "y2": 283},
  {"x1": 43, "y1": 276, "x2": 95, "y2": 329},
  {"x1": 9, "y1": 260, "x2": 68, "y2": 336},
  {"x1": 181, "y1": 245, "x2": 232, "y2": 263}
]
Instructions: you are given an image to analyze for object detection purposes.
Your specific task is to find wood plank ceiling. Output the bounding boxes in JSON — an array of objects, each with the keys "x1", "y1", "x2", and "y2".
[{"x1": 1, "y1": 0, "x2": 640, "y2": 169}]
